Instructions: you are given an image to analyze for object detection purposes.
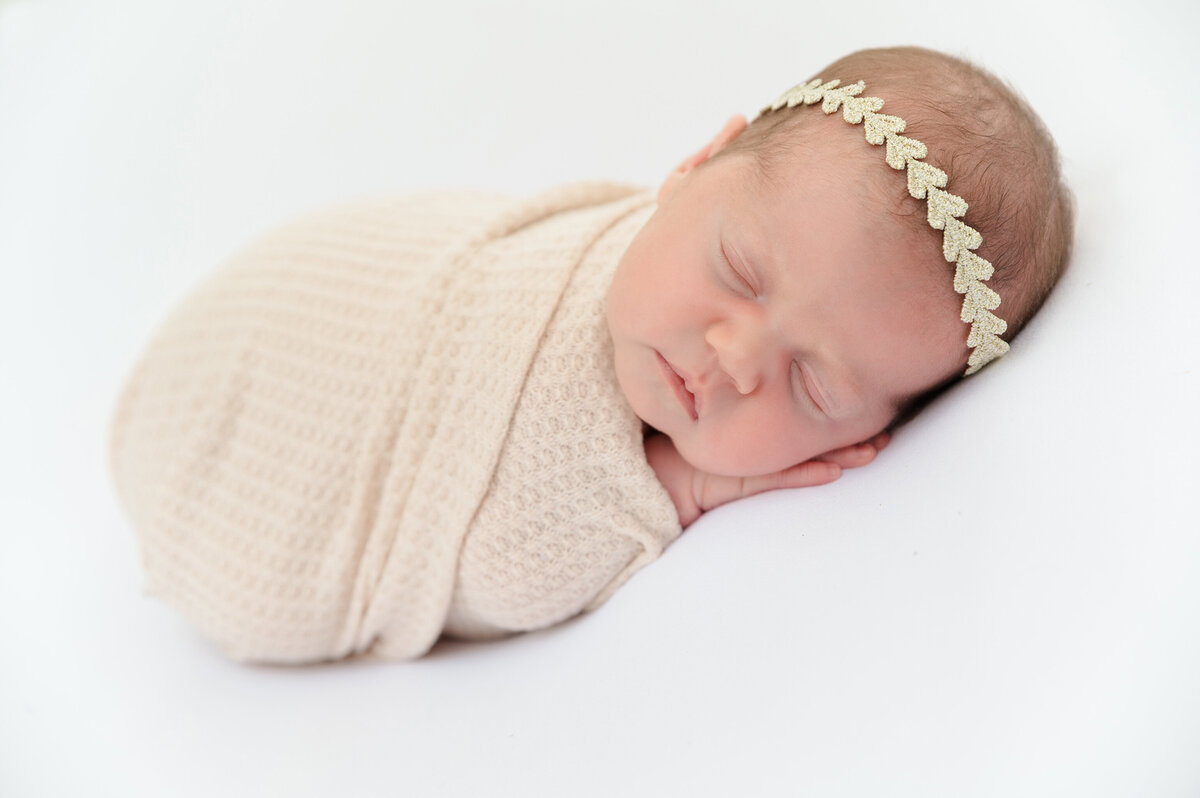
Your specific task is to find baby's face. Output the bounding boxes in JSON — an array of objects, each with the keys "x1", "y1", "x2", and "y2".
[{"x1": 606, "y1": 146, "x2": 965, "y2": 477}]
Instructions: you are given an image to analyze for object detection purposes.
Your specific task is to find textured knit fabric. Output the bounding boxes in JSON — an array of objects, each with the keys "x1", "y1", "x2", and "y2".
[{"x1": 108, "y1": 181, "x2": 681, "y2": 664}]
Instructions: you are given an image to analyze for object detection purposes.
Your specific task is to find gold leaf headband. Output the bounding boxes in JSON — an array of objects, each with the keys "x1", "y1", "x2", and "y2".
[{"x1": 756, "y1": 78, "x2": 1009, "y2": 376}]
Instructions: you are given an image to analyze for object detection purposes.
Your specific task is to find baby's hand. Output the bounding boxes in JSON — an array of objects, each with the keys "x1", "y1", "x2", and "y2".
[{"x1": 644, "y1": 432, "x2": 891, "y2": 528}]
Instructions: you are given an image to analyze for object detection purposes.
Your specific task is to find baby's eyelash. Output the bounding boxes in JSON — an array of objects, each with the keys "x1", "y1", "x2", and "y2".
[
  {"x1": 791, "y1": 361, "x2": 826, "y2": 416},
  {"x1": 720, "y1": 242, "x2": 756, "y2": 297}
]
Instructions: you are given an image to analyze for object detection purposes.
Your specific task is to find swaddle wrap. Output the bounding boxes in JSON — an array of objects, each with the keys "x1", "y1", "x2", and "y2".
[{"x1": 109, "y1": 181, "x2": 681, "y2": 663}]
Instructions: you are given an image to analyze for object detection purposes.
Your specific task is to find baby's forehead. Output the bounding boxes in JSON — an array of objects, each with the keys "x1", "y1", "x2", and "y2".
[
  {"x1": 740, "y1": 141, "x2": 919, "y2": 255},
  {"x1": 764, "y1": 128, "x2": 894, "y2": 203},
  {"x1": 721, "y1": 144, "x2": 951, "y2": 318}
]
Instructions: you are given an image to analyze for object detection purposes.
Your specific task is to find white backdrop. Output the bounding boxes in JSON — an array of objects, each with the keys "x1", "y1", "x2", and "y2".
[{"x1": 2, "y1": 0, "x2": 1197, "y2": 795}]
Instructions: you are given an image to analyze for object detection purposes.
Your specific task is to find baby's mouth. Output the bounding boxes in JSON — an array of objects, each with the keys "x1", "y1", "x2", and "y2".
[{"x1": 656, "y1": 351, "x2": 698, "y2": 421}]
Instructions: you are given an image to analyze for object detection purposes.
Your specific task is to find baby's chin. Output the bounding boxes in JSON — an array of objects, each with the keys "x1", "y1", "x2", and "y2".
[{"x1": 672, "y1": 433, "x2": 800, "y2": 479}]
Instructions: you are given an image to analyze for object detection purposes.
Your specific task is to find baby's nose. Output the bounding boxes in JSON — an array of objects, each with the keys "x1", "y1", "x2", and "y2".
[
  {"x1": 705, "y1": 320, "x2": 767, "y2": 395},
  {"x1": 728, "y1": 366, "x2": 759, "y2": 395}
]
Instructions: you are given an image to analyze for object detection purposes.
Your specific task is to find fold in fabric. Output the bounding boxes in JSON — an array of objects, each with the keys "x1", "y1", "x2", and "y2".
[{"x1": 109, "y1": 182, "x2": 681, "y2": 663}]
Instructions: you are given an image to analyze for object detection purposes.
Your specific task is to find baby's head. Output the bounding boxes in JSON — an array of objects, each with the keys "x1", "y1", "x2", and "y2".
[{"x1": 606, "y1": 46, "x2": 1076, "y2": 477}]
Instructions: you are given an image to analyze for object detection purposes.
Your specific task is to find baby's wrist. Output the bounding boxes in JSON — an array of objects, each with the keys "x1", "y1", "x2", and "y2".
[{"x1": 644, "y1": 433, "x2": 703, "y2": 528}]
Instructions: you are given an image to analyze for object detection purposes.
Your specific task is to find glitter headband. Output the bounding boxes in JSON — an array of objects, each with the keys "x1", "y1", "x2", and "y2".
[{"x1": 756, "y1": 78, "x2": 1009, "y2": 376}]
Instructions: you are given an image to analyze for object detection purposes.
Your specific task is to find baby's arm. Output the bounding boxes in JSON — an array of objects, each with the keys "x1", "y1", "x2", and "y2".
[{"x1": 645, "y1": 431, "x2": 890, "y2": 528}]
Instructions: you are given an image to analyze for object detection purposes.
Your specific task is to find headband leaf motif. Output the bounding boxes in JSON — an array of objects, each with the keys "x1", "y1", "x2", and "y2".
[{"x1": 757, "y1": 78, "x2": 1009, "y2": 375}]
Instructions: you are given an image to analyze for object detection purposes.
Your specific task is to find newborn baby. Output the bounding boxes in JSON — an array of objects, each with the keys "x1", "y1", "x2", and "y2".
[{"x1": 108, "y1": 45, "x2": 1075, "y2": 663}]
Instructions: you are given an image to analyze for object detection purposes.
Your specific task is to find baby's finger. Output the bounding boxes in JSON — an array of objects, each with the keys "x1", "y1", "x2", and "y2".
[
  {"x1": 816, "y1": 442, "x2": 879, "y2": 469},
  {"x1": 781, "y1": 460, "x2": 843, "y2": 489},
  {"x1": 754, "y1": 460, "x2": 842, "y2": 493},
  {"x1": 694, "y1": 461, "x2": 842, "y2": 512}
]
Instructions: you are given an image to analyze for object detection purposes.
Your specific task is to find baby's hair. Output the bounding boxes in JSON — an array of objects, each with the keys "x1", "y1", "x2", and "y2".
[{"x1": 713, "y1": 45, "x2": 1077, "y2": 427}]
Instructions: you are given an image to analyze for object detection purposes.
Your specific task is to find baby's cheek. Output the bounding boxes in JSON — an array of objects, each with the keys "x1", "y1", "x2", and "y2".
[
  {"x1": 685, "y1": 424, "x2": 798, "y2": 478},
  {"x1": 606, "y1": 273, "x2": 653, "y2": 336}
]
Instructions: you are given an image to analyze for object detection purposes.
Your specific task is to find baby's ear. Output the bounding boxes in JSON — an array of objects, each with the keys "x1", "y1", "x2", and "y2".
[
  {"x1": 657, "y1": 114, "x2": 748, "y2": 205},
  {"x1": 708, "y1": 114, "x2": 748, "y2": 157}
]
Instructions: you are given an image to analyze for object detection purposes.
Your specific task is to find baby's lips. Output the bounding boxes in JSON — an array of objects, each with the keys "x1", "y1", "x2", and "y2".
[{"x1": 684, "y1": 379, "x2": 703, "y2": 418}]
